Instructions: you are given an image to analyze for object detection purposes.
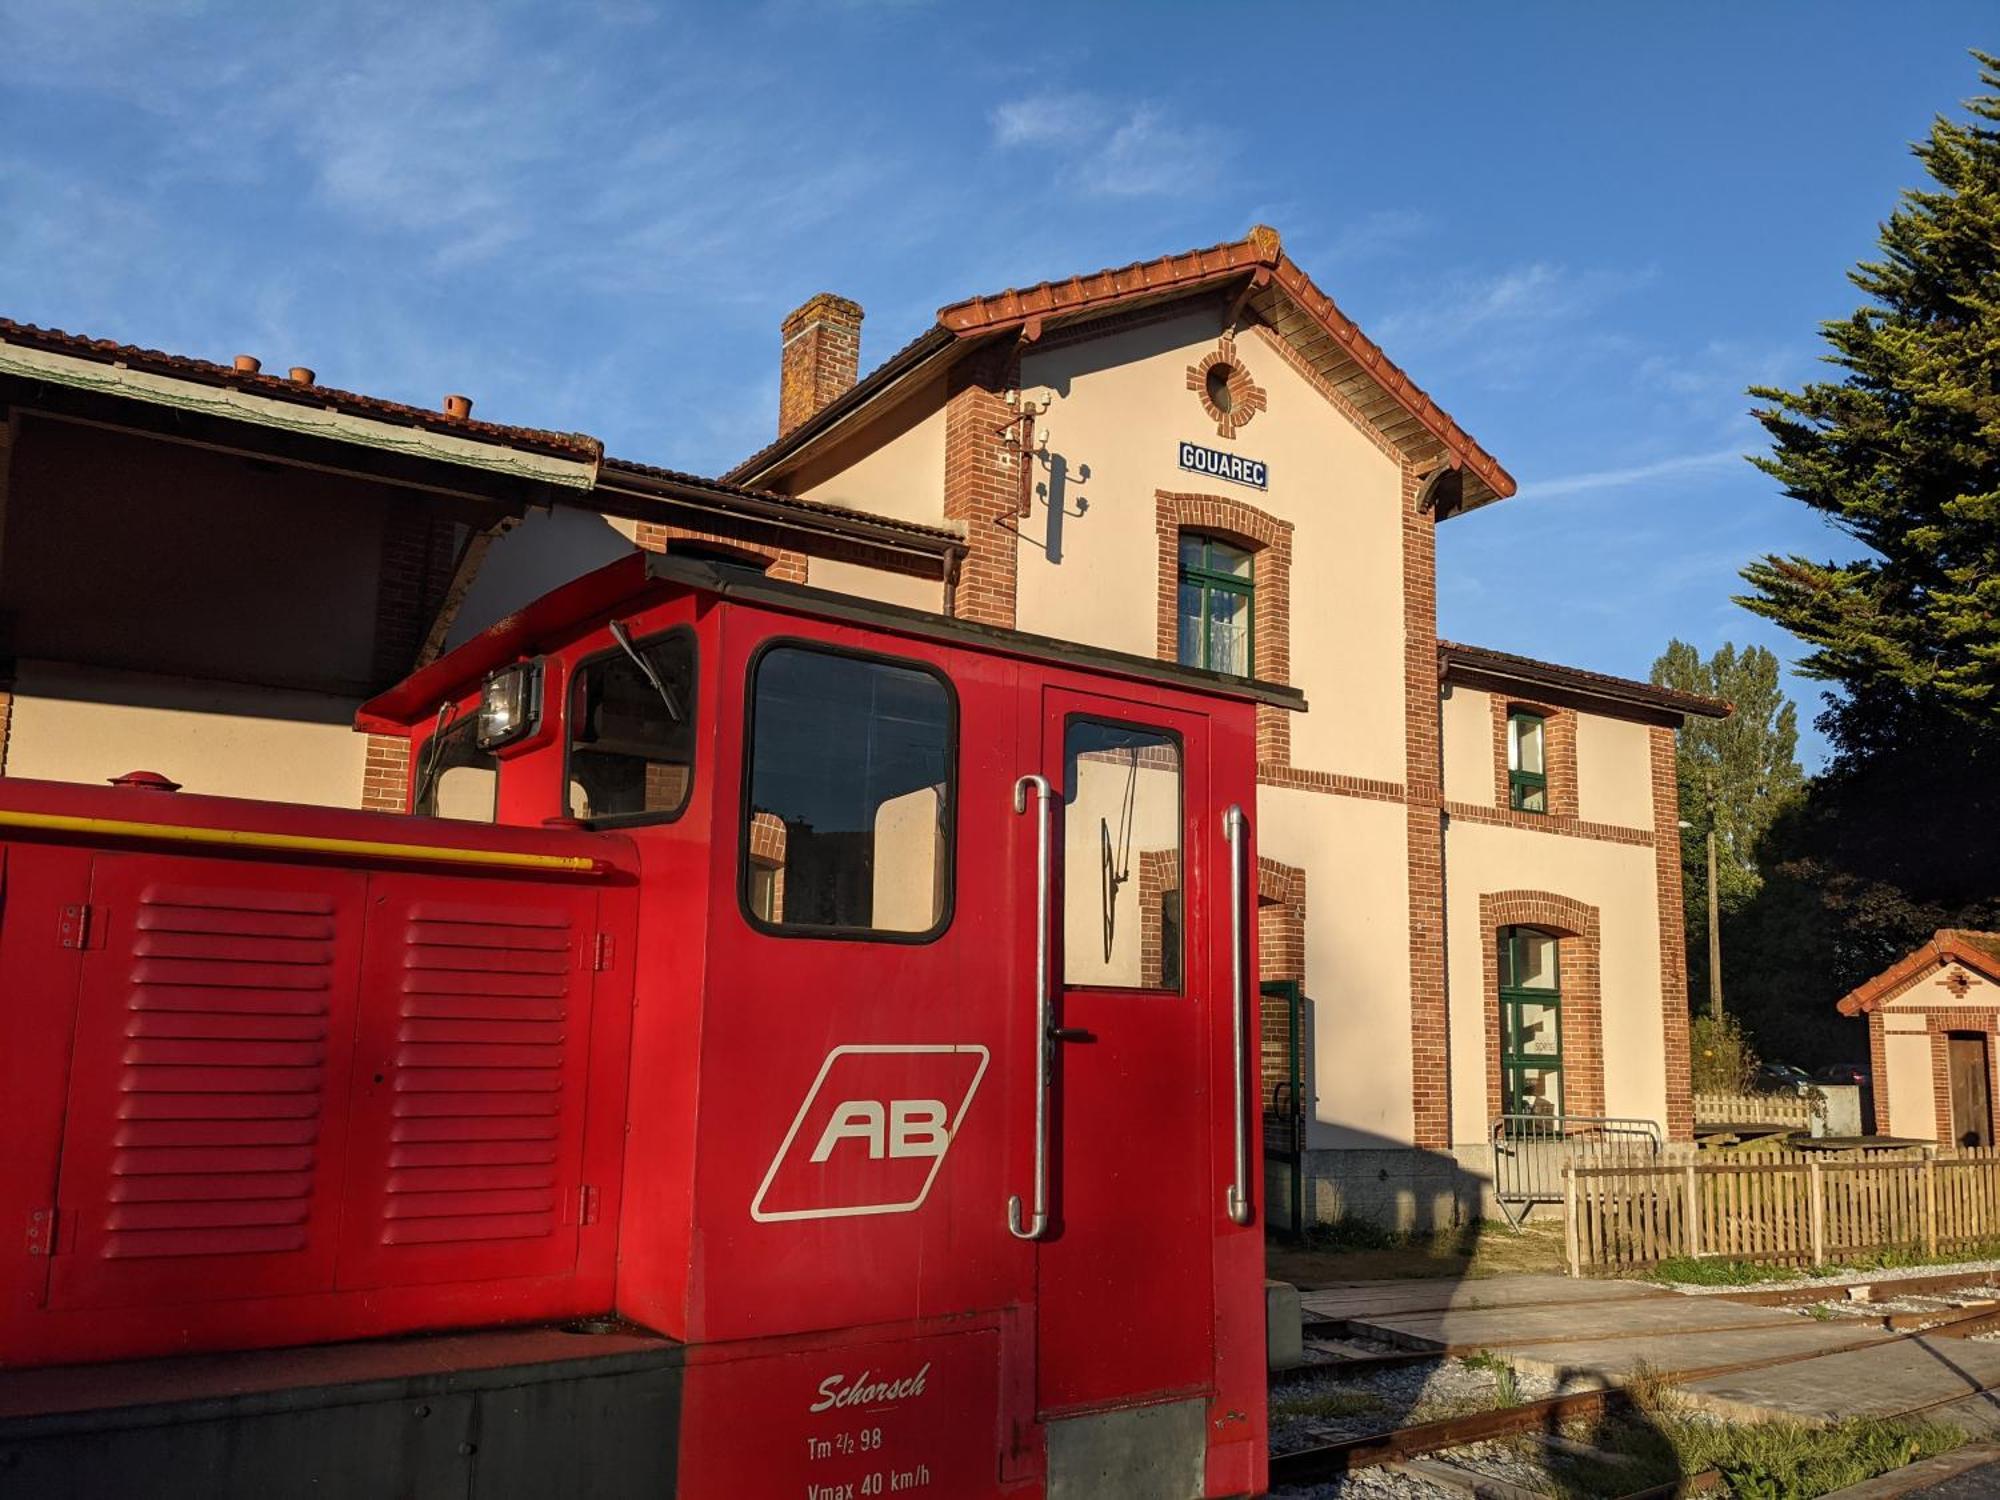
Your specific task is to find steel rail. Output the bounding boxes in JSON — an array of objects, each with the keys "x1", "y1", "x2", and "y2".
[{"x1": 1270, "y1": 1293, "x2": 2000, "y2": 1484}]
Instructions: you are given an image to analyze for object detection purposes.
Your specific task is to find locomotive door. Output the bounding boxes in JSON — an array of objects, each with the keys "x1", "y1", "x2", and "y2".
[{"x1": 1026, "y1": 688, "x2": 1219, "y2": 1414}]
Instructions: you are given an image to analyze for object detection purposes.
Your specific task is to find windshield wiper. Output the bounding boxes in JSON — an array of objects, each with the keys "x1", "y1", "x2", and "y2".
[
  {"x1": 610, "y1": 619, "x2": 682, "y2": 723},
  {"x1": 412, "y1": 700, "x2": 460, "y2": 814}
]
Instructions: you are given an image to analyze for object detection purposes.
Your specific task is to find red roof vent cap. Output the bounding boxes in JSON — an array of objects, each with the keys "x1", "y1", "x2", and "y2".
[
  {"x1": 108, "y1": 770, "x2": 183, "y2": 792},
  {"x1": 444, "y1": 393, "x2": 473, "y2": 419},
  {"x1": 233, "y1": 354, "x2": 261, "y2": 374}
]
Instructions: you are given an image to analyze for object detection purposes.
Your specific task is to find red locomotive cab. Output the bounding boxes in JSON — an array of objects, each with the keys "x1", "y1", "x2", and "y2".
[{"x1": 0, "y1": 547, "x2": 1297, "y2": 1499}]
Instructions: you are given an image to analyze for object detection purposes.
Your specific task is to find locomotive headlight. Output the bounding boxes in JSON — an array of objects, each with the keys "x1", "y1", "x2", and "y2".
[{"x1": 476, "y1": 660, "x2": 542, "y2": 751}]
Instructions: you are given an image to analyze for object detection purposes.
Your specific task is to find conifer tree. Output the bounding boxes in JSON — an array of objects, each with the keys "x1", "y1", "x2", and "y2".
[{"x1": 1742, "y1": 52, "x2": 2000, "y2": 720}]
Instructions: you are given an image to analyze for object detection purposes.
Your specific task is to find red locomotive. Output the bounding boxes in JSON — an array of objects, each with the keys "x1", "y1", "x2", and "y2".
[{"x1": 0, "y1": 550, "x2": 1292, "y2": 1498}]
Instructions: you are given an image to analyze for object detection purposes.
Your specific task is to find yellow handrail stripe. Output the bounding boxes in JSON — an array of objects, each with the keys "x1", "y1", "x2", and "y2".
[{"x1": 0, "y1": 809, "x2": 601, "y2": 874}]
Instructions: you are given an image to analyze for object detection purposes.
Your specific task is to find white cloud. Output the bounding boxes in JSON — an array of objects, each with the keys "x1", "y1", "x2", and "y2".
[
  {"x1": 1374, "y1": 261, "x2": 1654, "y2": 354},
  {"x1": 991, "y1": 89, "x2": 1233, "y2": 198},
  {"x1": 1522, "y1": 447, "x2": 1747, "y2": 501}
]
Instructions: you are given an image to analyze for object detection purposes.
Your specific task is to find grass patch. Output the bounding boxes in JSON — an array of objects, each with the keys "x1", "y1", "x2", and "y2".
[
  {"x1": 1649, "y1": 1240, "x2": 2000, "y2": 1287},
  {"x1": 1543, "y1": 1369, "x2": 1964, "y2": 1499},
  {"x1": 1268, "y1": 1387, "x2": 1387, "y2": 1421},
  {"x1": 1649, "y1": 1256, "x2": 1806, "y2": 1286},
  {"x1": 1269, "y1": 1214, "x2": 1568, "y2": 1285},
  {"x1": 1672, "y1": 1415, "x2": 1964, "y2": 1498}
]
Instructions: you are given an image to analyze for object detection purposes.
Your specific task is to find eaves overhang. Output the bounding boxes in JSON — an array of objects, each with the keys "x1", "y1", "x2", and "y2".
[
  {"x1": 1439, "y1": 640, "x2": 1732, "y2": 723},
  {"x1": 0, "y1": 320, "x2": 601, "y2": 491}
]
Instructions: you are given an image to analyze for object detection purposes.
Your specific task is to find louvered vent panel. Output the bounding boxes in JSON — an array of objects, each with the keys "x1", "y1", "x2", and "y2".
[
  {"x1": 107, "y1": 884, "x2": 337, "y2": 1259},
  {"x1": 386, "y1": 900, "x2": 574, "y2": 1245}
]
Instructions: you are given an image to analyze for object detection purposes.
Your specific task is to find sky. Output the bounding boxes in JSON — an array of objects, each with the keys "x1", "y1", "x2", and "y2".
[{"x1": 2, "y1": 3, "x2": 1991, "y2": 768}]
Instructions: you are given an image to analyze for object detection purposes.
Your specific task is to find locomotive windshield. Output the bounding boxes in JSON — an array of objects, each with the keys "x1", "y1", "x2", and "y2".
[{"x1": 567, "y1": 628, "x2": 697, "y2": 825}]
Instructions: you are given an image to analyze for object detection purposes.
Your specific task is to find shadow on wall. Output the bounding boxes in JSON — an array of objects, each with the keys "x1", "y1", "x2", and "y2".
[
  {"x1": 1286, "y1": 1131, "x2": 1492, "y2": 1238},
  {"x1": 446, "y1": 510, "x2": 638, "y2": 652}
]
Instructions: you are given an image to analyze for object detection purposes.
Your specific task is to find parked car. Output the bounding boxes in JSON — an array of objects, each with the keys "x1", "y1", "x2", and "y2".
[
  {"x1": 1756, "y1": 1061, "x2": 1816, "y2": 1094},
  {"x1": 1813, "y1": 1062, "x2": 1871, "y2": 1087}
]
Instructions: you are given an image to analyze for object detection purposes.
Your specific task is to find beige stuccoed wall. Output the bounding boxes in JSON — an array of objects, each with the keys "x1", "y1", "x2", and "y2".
[
  {"x1": 5, "y1": 661, "x2": 368, "y2": 808},
  {"x1": 1019, "y1": 312, "x2": 1408, "y2": 786},
  {"x1": 1444, "y1": 818, "x2": 1666, "y2": 1140},
  {"x1": 1441, "y1": 685, "x2": 1495, "y2": 807},
  {"x1": 790, "y1": 379, "x2": 949, "y2": 532},
  {"x1": 1885, "y1": 968, "x2": 2000, "y2": 1011},
  {"x1": 808, "y1": 556, "x2": 944, "y2": 612},
  {"x1": 1577, "y1": 714, "x2": 1655, "y2": 828},
  {"x1": 1258, "y1": 784, "x2": 1414, "y2": 1149}
]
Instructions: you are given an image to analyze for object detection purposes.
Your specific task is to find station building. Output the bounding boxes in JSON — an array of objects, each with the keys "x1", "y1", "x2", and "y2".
[{"x1": 0, "y1": 226, "x2": 1726, "y2": 1226}]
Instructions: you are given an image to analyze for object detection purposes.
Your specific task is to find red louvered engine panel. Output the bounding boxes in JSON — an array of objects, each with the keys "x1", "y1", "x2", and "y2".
[
  {"x1": 337, "y1": 876, "x2": 601, "y2": 1289},
  {"x1": 49, "y1": 858, "x2": 366, "y2": 1311}
]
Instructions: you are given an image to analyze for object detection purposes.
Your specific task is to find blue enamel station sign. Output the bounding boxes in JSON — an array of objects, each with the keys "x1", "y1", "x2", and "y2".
[{"x1": 1177, "y1": 440, "x2": 1268, "y2": 490}]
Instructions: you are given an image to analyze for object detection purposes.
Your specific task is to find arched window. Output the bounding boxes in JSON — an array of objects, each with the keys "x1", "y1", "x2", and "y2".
[
  {"x1": 1499, "y1": 927, "x2": 1562, "y2": 1116},
  {"x1": 1176, "y1": 532, "x2": 1254, "y2": 675}
]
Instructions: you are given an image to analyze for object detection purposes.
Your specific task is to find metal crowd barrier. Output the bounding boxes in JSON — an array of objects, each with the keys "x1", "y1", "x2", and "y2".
[{"x1": 1490, "y1": 1114, "x2": 1662, "y2": 1229}]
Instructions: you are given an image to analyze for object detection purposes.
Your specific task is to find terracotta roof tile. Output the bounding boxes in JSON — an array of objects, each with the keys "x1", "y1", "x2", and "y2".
[
  {"x1": 729, "y1": 227, "x2": 1515, "y2": 505},
  {"x1": 1836, "y1": 931, "x2": 2000, "y2": 1015},
  {"x1": 0, "y1": 317, "x2": 602, "y2": 462}
]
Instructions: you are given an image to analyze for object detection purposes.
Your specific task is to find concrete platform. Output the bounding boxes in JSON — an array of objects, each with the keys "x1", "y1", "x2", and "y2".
[
  {"x1": 1299, "y1": 1274, "x2": 1663, "y2": 1321},
  {"x1": 1327, "y1": 1289, "x2": 1814, "y2": 1353},
  {"x1": 1683, "y1": 1337, "x2": 2000, "y2": 1427},
  {"x1": 1305, "y1": 1272, "x2": 2000, "y2": 1435}
]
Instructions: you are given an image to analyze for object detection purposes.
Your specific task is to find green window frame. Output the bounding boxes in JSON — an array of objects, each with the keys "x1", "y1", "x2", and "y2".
[
  {"x1": 1508, "y1": 709, "x2": 1548, "y2": 813},
  {"x1": 1498, "y1": 926, "x2": 1562, "y2": 1118},
  {"x1": 1176, "y1": 533, "x2": 1254, "y2": 676}
]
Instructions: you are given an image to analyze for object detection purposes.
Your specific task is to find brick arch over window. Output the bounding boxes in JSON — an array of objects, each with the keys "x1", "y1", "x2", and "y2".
[
  {"x1": 1490, "y1": 696, "x2": 1579, "y2": 819},
  {"x1": 1479, "y1": 890, "x2": 1604, "y2": 1124},
  {"x1": 1154, "y1": 490, "x2": 1293, "y2": 763},
  {"x1": 634, "y1": 522, "x2": 808, "y2": 582}
]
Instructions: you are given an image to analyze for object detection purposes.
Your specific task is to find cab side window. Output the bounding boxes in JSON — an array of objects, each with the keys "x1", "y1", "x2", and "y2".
[
  {"x1": 567, "y1": 630, "x2": 696, "y2": 825},
  {"x1": 743, "y1": 645, "x2": 953, "y2": 938},
  {"x1": 414, "y1": 715, "x2": 497, "y2": 823}
]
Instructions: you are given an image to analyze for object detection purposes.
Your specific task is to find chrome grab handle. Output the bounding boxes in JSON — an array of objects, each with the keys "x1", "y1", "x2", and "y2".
[
  {"x1": 1223, "y1": 804, "x2": 1253, "y2": 1227},
  {"x1": 1009, "y1": 774, "x2": 1054, "y2": 1241}
]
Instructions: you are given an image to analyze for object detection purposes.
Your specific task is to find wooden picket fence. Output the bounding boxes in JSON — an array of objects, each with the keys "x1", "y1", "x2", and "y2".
[
  {"x1": 1564, "y1": 1147, "x2": 2000, "y2": 1275},
  {"x1": 1692, "y1": 1090, "x2": 1817, "y2": 1128}
]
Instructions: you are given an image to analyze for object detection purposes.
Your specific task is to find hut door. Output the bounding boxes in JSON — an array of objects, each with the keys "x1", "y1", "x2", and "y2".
[
  {"x1": 1949, "y1": 1033, "x2": 1993, "y2": 1149},
  {"x1": 1029, "y1": 688, "x2": 1216, "y2": 1416}
]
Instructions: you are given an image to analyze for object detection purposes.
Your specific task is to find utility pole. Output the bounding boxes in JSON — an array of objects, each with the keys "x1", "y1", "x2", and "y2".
[{"x1": 1706, "y1": 773, "x2": 1723, "y2": 1022}]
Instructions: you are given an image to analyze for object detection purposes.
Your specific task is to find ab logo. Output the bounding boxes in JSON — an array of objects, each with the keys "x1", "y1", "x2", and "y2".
[{"x1": 751, "y1": 1045, "x2": 990, "y2": 1222}]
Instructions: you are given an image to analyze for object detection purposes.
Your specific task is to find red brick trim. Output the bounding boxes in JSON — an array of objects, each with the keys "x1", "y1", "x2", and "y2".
[
  {"x1": 1153, "y1": 490, "x2": 1293, "y2": 764},
  {"x1": 1490, "y1": 694, "x2": 1579, "y2": 819},
  {"x1": 1479, "y1": 890, "x2": 1606, "y2": 1125},
  {"x1": 1137, "y1": 846, "x2": 1182, "y2": 991},
  {"x1": 1443, "y1": 800, "x2": 1655, "y2": 848},
  {"x1": 632, "y1": 522, "x2": 808, "y2": 583},
  {"x1": 1185, "y1": 334, "x2": 1267, "y2": 439},
  {"x1": 749, "y1": 811, "x2": 788, "y2": 922},
  {"x1": 1869, "y1": 1010, "x2": 1891, "y2": 1136},
  {"x1": 943, "y1": 342, "x2": 1020, "y2": 629},
  {"x1": 373, "y1": 504, "x2": 462, "y2": 690},
  {"x1": 1257, "y1": 857, "x2": 1308, "y2": 1144},
  {"x1": 1402, "y1": 464, "x2": 1450, "y2": 1148},
  {"x1": 361, "y1": 733, "x2": 411, "y2": 814},
  {"x1": 1838, "y1": 932, "x2": 2000, "y2": 1015},
  {"x1": 1651, "y1": 724, "x2": 1694, "y2": 1140},
  {"x1": 1258, "y1": 765, "x2": 1406, "y2": 803},
  {"x1": 1925, "y1": 1012, "x2": 2000, "y2": 1146}
]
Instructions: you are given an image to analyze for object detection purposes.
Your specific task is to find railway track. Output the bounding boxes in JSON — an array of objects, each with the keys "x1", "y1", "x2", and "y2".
[{"x1": 1268, "y1": 1286, "x2": 2000, "y2": 1493}]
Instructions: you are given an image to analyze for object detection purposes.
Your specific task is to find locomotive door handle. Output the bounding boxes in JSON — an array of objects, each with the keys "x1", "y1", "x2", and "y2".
[
  {"x1": 1223, "y1": 804, "x2": 1253, "y2": 1227},
  {"x1": 1009, "y1": 774, "x2": 1054, "y2": 1241}
]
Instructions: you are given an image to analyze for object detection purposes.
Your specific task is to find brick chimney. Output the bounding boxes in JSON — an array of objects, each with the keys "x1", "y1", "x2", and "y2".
[{"x1": 779, "y1": 293, "x2": 863, "y2": 437}]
